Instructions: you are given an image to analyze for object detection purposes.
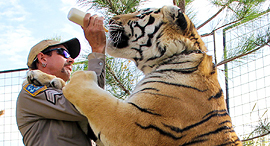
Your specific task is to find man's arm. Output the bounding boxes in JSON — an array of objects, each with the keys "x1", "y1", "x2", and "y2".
[
  {"x1": 82, "y1": 13, "x2": 106, "y2": 88},
  {"x1": 88, "y1": 52, "x2": 105, "y2": 88}
]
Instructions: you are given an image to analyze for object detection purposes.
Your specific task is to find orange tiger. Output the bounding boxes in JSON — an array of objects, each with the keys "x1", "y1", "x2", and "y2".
[{"x1": 29, "y1": 5, "x2": 242, "y2": 146}]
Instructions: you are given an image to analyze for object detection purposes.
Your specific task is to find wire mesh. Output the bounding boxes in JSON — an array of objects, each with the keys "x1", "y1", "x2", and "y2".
[
  {"x1": 224, "y1": 12, "x2": 270, "y2": 145},
  {"x1": 0, "y1": 69, "x2": 27, "y2": 146}
]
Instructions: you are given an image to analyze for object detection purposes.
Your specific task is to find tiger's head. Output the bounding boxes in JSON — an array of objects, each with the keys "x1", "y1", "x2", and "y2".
[{"x1": 107, "y1": 5, "x2": 208, "y2": 74}]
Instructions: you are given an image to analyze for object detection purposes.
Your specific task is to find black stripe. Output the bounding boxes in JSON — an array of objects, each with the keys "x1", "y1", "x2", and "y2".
[
  {"x1": 203, "y1": 109, "x2": 227, "y2": 119},
  {"x1": 163, "y1": 110, "x2": 229, "y2": 133},
  {"x1": 144, "y1": 22, "x2": 165, "y2": 62},
  {"x1": 132, "y1": 22, "x2": 164, "y2": 65},
  {"x1": 133, "y1": 15, "x2": 156, "y2": 42},
  {"x1": 216, "y1": 138, "x2": 241, "y2": 146},
  {"x1": 147, "y1": 15, "x2": 155, "y2": 25},
  {"x1": 211, "y1": 63, "x2": 216, "y2": 75},
  {"x1": 162, "y1": 61, "x2": 192, "y2": 65},
  {"x1": 195, "y1": 126, "x2": 232, "y2": 139},
  {"x1": 136, "y1": 123, "x2": 184, "y2": 140},
  {"x1": 219, "y1": 120, "x2": 231, "y2": 125},
  {"x1": 140, "y1": 87, "x2": 160, "y2": 92},
  {"x1": 131, "y1": 47, "x2": 143, "y2": 65},
  {"x1": 128, "y1": 102, "x2": 161, "y2": 116},
  {"x1": 141, "y1": 80, "x2": 207, "y2": 92},
  {"x1": 155, "y1": 67, "x2": 198, "y2": 74},
  {"x1": 133, "y1": 22, "x2": 145, "y2": 41},
  {"x1": 208, "y1": 89, "x2": 223, "y2": 100},
  {"x1": 145, "y1": 75, "x2": 163, "y2": 79},
  {"x1": 146, "y1": 45, "x2": 166, "y2": 61},
  {"x1": 154, "y1": 9, "x2": 161, "y2": 14},
  {"x1": 128, "y1": 20, "x2": 134, "y2": 37},
  {"x1": 141, "y1": 10, "x2": 153, "y2": 15}
]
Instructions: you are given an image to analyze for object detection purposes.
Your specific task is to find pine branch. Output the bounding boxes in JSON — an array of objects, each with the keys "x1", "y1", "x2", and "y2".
[
  {"x1": 242, "y1": 130, "x2": 270, "y2": 142},
  {"x1": 201, "y1": 18, "x2": 243, "y2": 37},
  {"x1": 197, "y1": 5, "x2": 226, "y2": 30},
  {"x1": 106, "y1": 64, "x2": 131, "y2": 95},
  {"x1": 216, "y1": 40, "x2": 270, "y2": 66}
]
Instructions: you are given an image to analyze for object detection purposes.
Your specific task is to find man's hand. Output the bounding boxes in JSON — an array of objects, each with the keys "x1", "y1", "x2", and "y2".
[{"x1": 83, "y1": 13, "x2": 106, "y2": 54}]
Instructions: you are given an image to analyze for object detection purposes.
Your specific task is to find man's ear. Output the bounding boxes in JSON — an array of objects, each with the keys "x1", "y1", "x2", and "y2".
[{"x1": 36, "y1": 52, "x2": 47, "y2": 63}]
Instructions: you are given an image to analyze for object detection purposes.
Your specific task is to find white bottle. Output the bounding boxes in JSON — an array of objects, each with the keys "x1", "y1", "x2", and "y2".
[
  {"x1": 67, "y1": 8, "x2": 108, "y2": 32},
  {"x1": 67, "y1": 8, "x2": 86, "y2": 26}
]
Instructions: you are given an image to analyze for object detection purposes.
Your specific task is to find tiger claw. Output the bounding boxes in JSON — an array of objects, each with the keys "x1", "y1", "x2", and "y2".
[
  {"x1": 50, "y1": 78, "x2": 66, "y2": 89},
  {"x1": 26, "y1": 70, "x2": 42, "y2": 86}
]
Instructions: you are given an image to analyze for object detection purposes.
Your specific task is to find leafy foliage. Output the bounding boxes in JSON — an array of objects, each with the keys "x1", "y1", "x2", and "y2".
[
  {"x1": 106, "y1": 57, "x2": 143, "y2": 99},
  {"x1": 242, "y1": 104, "x2": 270, "y2": 145},
  {"x1": 228, "y1": 28, "x2": 269, "y2": 59},
  {"x1": 76, "y1": 0, "x2": 147, "y2": 99},
  {"x1": 78, "y1": 0, "x2": 149, "y2": 16}
]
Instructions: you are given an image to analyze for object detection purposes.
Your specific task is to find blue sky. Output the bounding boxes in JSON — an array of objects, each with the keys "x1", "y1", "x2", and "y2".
[
  {"x1": 0, "y1": 0, "x2": 87, "y2": 71},
  {"x1": 0, "y1": 0, "x2": 176, "y2": 71},
  {"x1": 1, "y1": 0, "x2": 269, "y2": 71}
]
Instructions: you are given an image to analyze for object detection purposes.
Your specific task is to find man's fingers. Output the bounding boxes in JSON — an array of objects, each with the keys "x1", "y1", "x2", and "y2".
[
  {"x1": 83, "y1": 13, "x2": 91, "y2": 28},
  {"x1": 89, "y1": 14, "x2": 98, "y2": 27},
  {"x1": 83, "y1": 14, "x2": 108, "y2": 32}
]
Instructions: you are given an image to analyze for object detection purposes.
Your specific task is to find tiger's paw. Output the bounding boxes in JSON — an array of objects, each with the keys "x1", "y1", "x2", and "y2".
[
  {"x1": 26, "y1": 70, "x2": 66, "y2": 89},
  {"x1": 50, "y1": 77, "x2": 66, "y2": 89},
  {"x1": 63, "y1": 71, "x2": 98, "y2": 103}
]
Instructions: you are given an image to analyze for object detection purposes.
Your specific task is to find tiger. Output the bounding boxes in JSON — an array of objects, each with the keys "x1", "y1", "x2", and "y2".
[{"x1": 27, "y1": 5, "x2": 242, "y2": 146}]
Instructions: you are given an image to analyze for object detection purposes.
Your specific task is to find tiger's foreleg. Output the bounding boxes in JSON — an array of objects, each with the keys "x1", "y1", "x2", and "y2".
[{"x1": 62, "y1": 71, "x2": 136, "y2": 145}]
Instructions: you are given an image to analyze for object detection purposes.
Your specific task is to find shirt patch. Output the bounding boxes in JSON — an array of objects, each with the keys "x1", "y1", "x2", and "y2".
[
  {"x1": 44, "y1": 90, "x2": 63, "y2": 105},
  {"x1": 23, "y1": 83, "x2": 47, "y2": 96}
]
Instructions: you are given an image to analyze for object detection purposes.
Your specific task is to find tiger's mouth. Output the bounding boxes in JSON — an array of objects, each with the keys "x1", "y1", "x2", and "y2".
[{"x1": 108, "y1": 20, "x2": 129, "y2": 48}]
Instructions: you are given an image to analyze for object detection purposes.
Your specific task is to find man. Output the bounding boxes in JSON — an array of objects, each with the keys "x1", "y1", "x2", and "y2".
[{"x1": 16, "y1": 13, "x2": 106, "y2": 146}]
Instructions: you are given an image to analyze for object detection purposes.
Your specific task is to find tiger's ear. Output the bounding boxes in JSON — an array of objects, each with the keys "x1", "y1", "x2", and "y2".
[{"x1": 163, "y1": 5, "x2": 187, "y2": 30}]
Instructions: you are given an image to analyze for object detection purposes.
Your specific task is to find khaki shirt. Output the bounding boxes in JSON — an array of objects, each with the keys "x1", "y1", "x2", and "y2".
[{"x1": 16, "y1": 53, "x2": 105, "y2": 146}]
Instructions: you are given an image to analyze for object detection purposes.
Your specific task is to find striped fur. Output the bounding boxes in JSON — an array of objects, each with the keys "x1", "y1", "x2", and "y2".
[{"x1": 63, "y1": 5, "x2": 242, "y2": 146}]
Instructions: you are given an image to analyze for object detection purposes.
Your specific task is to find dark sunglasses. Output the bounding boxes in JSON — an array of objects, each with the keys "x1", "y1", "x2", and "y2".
[{"x1": 42, "y1": 48, "x2": 71, "y2": 59}]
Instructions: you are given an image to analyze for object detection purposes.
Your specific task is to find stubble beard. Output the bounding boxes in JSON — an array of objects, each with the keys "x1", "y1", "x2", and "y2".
[{"x1": 61, "y1": 63, "x2": 72, "y2": 81}]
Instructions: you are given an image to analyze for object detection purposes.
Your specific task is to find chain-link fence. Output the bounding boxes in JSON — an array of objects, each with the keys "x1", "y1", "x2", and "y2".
[
  {"x1": 224, "y1": 12, "x2": 270, "y2": 145},
  {"x1": 0, "y1": 69, "x2": 27, "y2": 146}
]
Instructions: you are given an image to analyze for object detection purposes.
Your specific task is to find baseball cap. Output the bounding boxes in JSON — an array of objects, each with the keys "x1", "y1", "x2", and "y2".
[{"x1": 27, "y1": 38, "x2": 81, "y2": 69}]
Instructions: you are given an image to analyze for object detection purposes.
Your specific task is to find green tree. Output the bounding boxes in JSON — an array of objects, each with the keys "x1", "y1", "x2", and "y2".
[{"x1": 74, "y1": 0, "x2": 147, "y2": 99}]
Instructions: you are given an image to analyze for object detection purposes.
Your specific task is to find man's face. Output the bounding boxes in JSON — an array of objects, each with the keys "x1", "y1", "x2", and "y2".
[{"x1": 43, "y1": 45, "x2": 75, "y2": 82}]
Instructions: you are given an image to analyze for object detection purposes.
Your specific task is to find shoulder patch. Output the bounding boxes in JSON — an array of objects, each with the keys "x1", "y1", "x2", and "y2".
[
  {"x1": 44, "y1": 90, "x2": 63, "y2": 105},
  {"x1": 23, "y1": 83, "x2": 47, "y2": 96}
]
